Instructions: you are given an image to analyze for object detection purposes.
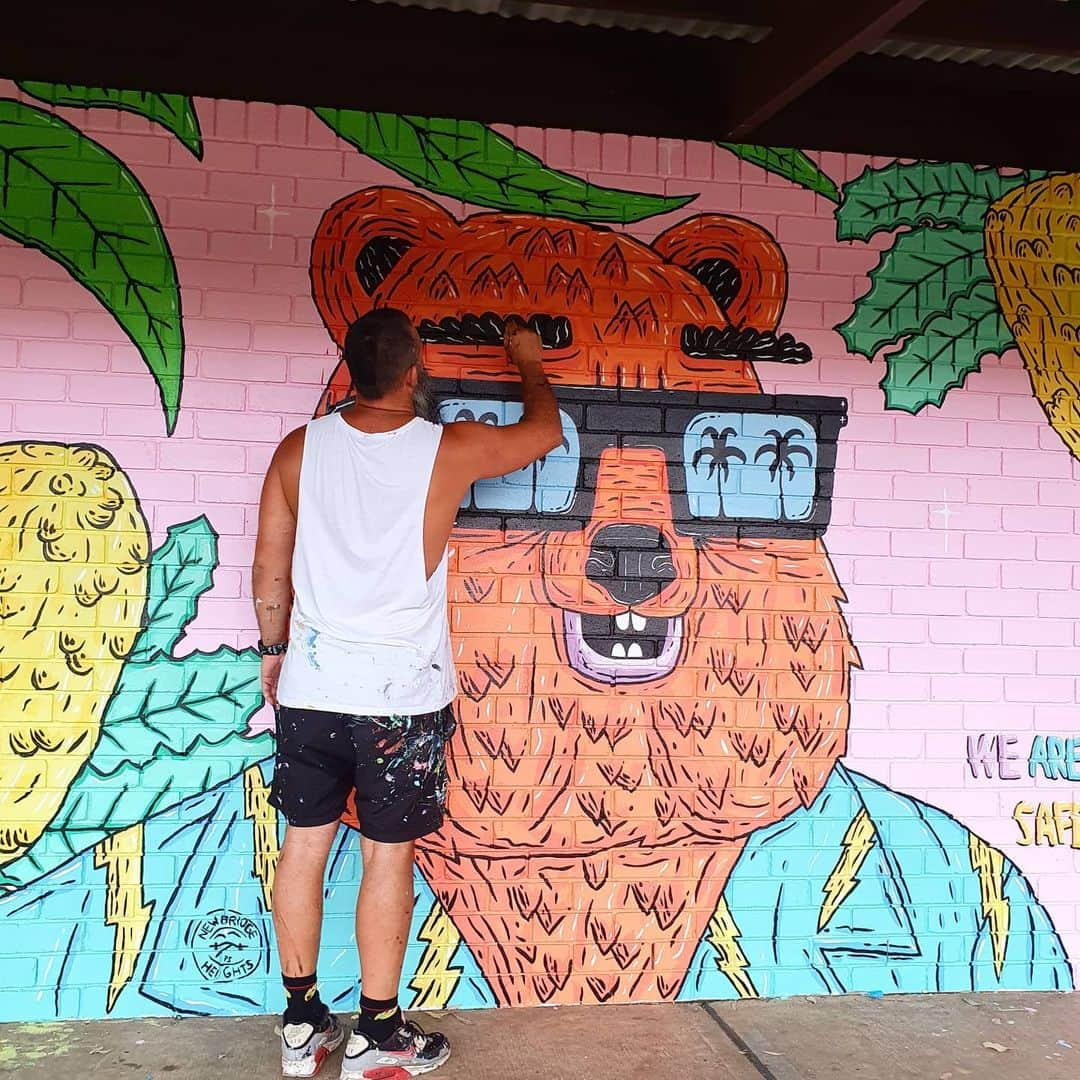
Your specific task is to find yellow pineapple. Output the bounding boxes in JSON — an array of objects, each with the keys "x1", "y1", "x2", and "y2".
[
  {"x1": 985, "y1": 174, "x2": 1080, "y2": 460},
  {"x1": 0, "y1": 442, "x2": 149, "y2": 868}
]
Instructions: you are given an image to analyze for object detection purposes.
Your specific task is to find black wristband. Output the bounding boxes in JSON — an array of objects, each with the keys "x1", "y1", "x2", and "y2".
[{"x1": 258, "y1": 639, "x2": 288, "y2": 656}]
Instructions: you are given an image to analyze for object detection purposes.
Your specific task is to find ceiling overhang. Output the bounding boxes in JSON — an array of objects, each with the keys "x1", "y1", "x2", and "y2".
[{"x1": 1, "y1": 0, "x2": 1077, "y2": 168}]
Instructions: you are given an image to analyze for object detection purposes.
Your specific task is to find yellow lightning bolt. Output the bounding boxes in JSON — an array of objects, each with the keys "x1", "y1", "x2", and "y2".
[
  {"x1": 706, "y1": 894, "x2": 758, "y2": 999},
  {"x1": 408, "y1": 899, "x2": 465, "y2": 1009},
  {"x1": 969, "y1": 833, "x2": 1010, "y2": 978},
  {"x1": 819, "y1": 808, "x2": 876, "y2": 932},
  {"x1": 243, "y1": 765, "x2": 280, "y2": 913},
  {"x1": 93, "y1": 822, "x2": 154, "y2": 1013}
]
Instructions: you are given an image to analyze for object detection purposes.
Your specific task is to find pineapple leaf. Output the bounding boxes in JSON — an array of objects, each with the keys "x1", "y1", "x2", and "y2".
[
  {"x1": 879, "y1": 281, "x2": 1014, "y2": 413},
  {"x1": 837, "y1": 228, "x2": 990, "y2": 360},
  {"x1": 0, "y1": 646, "x2": 270, "y2": 888},
  {"x1": 837, "y1": 162, "x2": 1040, "y2": 242},
  {"x1": 0, "y1": 514, "x2": 266, "y2": 890},
  {"x1": 717, "y1": 143, "x2": 839, "y2": 203},
  {"x1": 130, "y1": 516, "x2": 217, "y2": 662},
  {"x1": 313, "y1": 109, "x2": 696, "y2": 223}
]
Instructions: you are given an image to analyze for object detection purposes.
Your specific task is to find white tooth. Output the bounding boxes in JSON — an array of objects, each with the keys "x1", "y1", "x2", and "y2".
[
  {"x1": 611, "y1": 643, "x2": 627, "y2": 658},
  {"x1": 630, "y1": 611, "x2": 647, "y2": 632},
  {"x1": 615, "y1": 611, "x2": 631, "y2": 631},
  {"x1": 627, "y1": 643, "x2": 644, "y2": 659}
]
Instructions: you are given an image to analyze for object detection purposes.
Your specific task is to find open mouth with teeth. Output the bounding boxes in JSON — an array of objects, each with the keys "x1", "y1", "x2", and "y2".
[{"x1": 563, "y1": 608, "x2": 684, "y2": 683}]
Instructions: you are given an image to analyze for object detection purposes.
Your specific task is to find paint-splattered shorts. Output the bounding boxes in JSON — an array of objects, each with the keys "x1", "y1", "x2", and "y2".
[{"x1": 270, "y1": 705, "x2": 456, "y2": 842}]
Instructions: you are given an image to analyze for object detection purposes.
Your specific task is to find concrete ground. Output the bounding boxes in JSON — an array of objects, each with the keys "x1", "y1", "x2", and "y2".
[{"x1": 1, "y1": 992, "x2": 1075, "y2": 1079}]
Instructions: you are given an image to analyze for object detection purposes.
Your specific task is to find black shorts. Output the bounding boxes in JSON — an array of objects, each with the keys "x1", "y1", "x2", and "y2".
[{"x1": 269, "y1": 705, "x2": 456, "y2": 842}]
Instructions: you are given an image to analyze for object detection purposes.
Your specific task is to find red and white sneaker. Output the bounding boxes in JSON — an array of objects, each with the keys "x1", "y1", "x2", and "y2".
[
  {"x1": 339, "y1": 1018, "x2": 451, "y2": 1079},
  {"x1": 281, "y1": 1011, "x2": 345, "y2": 1077}
]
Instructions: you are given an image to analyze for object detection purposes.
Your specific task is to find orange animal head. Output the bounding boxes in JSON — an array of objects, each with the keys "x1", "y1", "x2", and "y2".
[{"x1": 312, "y1": 187, "x2": 859, "y2": 859}]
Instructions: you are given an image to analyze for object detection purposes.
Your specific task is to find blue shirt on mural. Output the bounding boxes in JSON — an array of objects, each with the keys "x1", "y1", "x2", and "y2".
[{"x1": 0, "y1": 761, "x2": 1071, "y2": 1021}]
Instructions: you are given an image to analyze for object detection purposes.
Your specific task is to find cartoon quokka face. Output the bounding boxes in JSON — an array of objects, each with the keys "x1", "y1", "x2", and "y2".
[{"x1": 311, "y1": 187, "x2": 860, "y2": 860}]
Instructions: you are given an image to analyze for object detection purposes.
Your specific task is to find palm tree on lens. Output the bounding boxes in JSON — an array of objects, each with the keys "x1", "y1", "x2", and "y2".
[
  {"x1": 692, "y1": 427, "x2": 747, "y2": 515},
  {"x1": 692, "y1": 427, "x2": 746, "y2": 480},
  {"x1": 754, "y1": 428, "x2": 813, "y2": 520}
]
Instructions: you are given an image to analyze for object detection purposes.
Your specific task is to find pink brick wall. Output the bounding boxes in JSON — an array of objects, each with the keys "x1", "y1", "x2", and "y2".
[{"x1": 0, "y1": 81, "x2": 1076, "y2": 1020}]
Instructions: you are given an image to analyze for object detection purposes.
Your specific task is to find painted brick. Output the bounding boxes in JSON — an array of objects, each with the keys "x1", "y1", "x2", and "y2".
[
  {"x1": 1004, "y1": 676, "x2": 1075, "y2": 704},
  {"x1": 931, "y1": 675, "x2": 1004, "y2": 703},
  {"x1": 969, "y1": 477, "x2": 1038, "y2": 506},
  {"x1": 1039, "y1": 480, "x2": 1080, "y2": 507},
  {"x1": 178, "y1": 378, "x2": 247, "y2": 411},
  {"x1": 892, "y1": 587, "x2": 966, "y2": 616},
  {"x1": 1035, "y1": 648, "x2": 1080, "y2": 676},
  {"x1": 106, "y1": 407, "x2": 194, "y2": 439},
  {"x1": 1004, "y1": 449, "x2": 1075, "y2": 479},
  {"x1": 159, "y1": 440, "x2": 246, "y2": 473},
  {"x1": 7, "y1": 371, "x2": 67, "y2": 401},
  {"x1": 855, "y1": 443, "x2": 929, "y2": 473},
  {"x1": 964, "y1": 532, "x2": 1036, "y2": 560},
  {"x1": 965, "y1": 589, "x2": 1038, "y2": 618},
  {"x1": 15, "y1": 402, "x2": 104, "y2": 435},
  {"x1": 20, "y1": 341, "x2": 109, "y2": 371},
  {"x1": 1002, "y1": 562, "x2": 1071, "y2": 591},
  {"x1": 928, "y1": 617, "x2": 1001, "y2": 646},
  {"x1": 69, "y1": 373, "x2": 158, "y2": 406}
]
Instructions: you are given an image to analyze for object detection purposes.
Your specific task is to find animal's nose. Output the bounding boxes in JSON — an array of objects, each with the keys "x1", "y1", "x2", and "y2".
[{"x1": 585, "y1": 524, "x2": 677, "y2": 606}]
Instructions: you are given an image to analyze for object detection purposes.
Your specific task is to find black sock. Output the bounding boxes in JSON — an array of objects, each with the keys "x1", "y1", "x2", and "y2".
[
  {"x1": 283, "y1": 972, "x2": 328, "y2": 1028},
  {"x1": 355, "y1": 993, "x2": 402, "y2": 1044}
]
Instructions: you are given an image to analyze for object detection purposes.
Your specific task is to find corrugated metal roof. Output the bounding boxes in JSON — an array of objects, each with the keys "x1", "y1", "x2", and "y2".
[
  {"x1": 364, "y1": 0, "x2": 768, "y2": 41},
  {"x1": 867, "y1": 38, "x2": 1080, "y2": 75},
  {"x1": 366, "y1": 0, "x2": 1078, "y2": 72}
]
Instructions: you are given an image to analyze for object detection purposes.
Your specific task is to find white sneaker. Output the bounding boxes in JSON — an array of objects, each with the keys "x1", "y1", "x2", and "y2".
[
  {"x1": 281, "y1": 1012, "x2": 345, "y2": 1077},
  {"x1": 339, "y1": 1019, "x2": 451, "y2": 1078}
]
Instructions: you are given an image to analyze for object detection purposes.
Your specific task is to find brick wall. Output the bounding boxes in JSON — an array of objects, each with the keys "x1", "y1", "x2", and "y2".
[{"x1": 0, "y1": 84, "x2": 1077, "y2": 1021}]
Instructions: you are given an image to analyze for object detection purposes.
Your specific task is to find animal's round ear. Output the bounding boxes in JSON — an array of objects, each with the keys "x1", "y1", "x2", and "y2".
[
  {"x1": 651, "y1": 215, "x2": 788, "y2": 331},
  {"x1": 310, "y1": 187, "x2": 456, "y2": 346}
]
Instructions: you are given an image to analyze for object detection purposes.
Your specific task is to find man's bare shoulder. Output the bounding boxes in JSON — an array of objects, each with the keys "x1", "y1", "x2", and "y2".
[{"x1": 272, "y1": 424, "x2": 308, "y2": 471}]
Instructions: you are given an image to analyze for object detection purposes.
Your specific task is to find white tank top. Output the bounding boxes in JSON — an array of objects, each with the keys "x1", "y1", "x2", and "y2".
[{"x1": 276, "y1": 412, "x2": 456, "y2": 715}]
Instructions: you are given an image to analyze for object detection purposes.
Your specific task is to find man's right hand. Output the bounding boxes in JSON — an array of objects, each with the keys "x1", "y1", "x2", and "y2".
[
  {"x1": 504, "y1": 317, "x2": 543, "y2": 370},
  {"x1": 438, "y1": 315, "x2": 563, "y2": 489}
]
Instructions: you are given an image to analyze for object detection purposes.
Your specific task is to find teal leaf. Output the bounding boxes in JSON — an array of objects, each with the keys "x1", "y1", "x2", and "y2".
[
  {"x1": 880, "y1": 281, "x2": 1014, "y2": 413},
  {"x1": 130, "y1": 516, "x2": 217, "y2": 663},
  {"x1": 0, "y1": 647, "x2": 270, "y2": 888},
  {"x1": 837, "y1": 228, "x2": 990, "y2": 360},
  {"x1": 313, "y1": 109, "x2": 696, "y2": 223},
  {"x1": 837, "y1": 162, "x2": 1041, "y2": 242},
  {"x1": 0, "y1": 99, "x2": 183, "y2": 433},
  {"x1": 717, "y1": 143, "x2": 839, "y2": 203},
  {"x1": 16, "y1": 81, "x2": 203, "y2": 158}
]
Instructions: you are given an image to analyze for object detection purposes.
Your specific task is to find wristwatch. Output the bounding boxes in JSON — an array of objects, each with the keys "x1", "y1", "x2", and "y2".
[{"x1": 258, "y1": 639, "x2": 288, "y2": 656}]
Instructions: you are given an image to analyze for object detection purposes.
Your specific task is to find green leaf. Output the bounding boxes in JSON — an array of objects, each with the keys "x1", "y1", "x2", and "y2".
[
  {"x1": 16, "y1": 81, "x2": 203, "y2": 158},
  {"x1": 313, "y1": 109, "x2": 695, "y2": 223},
  {"x1": 0, "y1": 647, "x2": 271, "y2": 888},
  {"x1": 0, "y1": 99, "x2": 183, "y2": 433},
  {"x1": 130, "y1": 516, "x2": 217, "y2": 663},
  {"x1": 837, "y1": 162, "x2": 1040, "y2": 242},
  {"x1": 837, "y1": 228, "x2": 990, "y2": 359},
  {"x1": 880, "y1": 281, "x2": 1014, "y2": 413},
  {"x1": 717, "y1": 143, "x2": 839, "y2": 203}
]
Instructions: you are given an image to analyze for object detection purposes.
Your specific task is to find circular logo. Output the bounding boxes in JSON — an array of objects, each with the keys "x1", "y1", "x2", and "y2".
[{"x1": 190, "y1": 909, "x2": 265, "y2": 982}]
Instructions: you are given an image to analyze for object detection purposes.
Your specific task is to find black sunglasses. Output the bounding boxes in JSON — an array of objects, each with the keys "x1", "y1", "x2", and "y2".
[{"x1": 425, "y1": 378, "x2": 847, "y2": 539}]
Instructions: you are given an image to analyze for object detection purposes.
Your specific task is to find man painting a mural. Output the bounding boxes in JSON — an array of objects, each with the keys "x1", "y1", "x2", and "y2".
[
  {"x1": 253, "y1": 310, "x2": 562, "y2": 1076},
  {"x1": 0, "y1": 68, "x2": 1076, "y2": 1078}
]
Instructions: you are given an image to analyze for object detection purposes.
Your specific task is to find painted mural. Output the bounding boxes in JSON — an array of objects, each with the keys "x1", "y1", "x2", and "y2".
[
  {"x1": 835, "y1": 162, "x2": 1080, "y2": 462},
  {"x1": 0, "y1": 82, "x2": 1076, "y2": 1022}
]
